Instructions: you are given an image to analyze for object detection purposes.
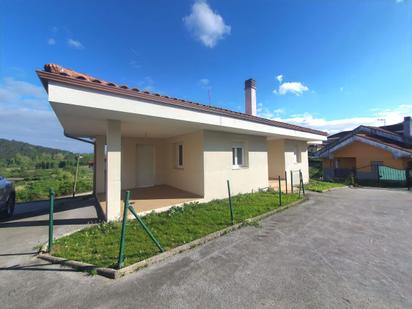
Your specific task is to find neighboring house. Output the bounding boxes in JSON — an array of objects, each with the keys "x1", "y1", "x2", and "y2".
[
  {"x1": 37, "y1": 64, "x2": 327, "y2": 221},
  {"x1": 316, "y1": 118, "x2": 412, "y2": 181}
]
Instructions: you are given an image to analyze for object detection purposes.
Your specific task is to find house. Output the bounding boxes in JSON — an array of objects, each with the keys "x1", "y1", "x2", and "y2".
[
  {"x1": 316, "y1": 118, "x2": 412, "y2": 181},
  {"x1": 37, "y1": 64, "x2": 327, "y2": 221}
]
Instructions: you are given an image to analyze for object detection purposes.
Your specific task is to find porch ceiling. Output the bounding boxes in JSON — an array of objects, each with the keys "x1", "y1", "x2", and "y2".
[
  {"x1": 52, "y1": 102, "x2": 205, "y2": 138},
  {"x1": 51, "y1": 102, "x2": 306, "y2": 140}
]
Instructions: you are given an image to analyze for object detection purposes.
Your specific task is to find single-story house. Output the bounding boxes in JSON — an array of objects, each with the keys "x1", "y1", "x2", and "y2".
[
  {"x1": 316, "y1": 117, "x2": 412, "y2": 181},
  {"x1": 37, "y1": 64, "x2": 327, "y2": 221}
]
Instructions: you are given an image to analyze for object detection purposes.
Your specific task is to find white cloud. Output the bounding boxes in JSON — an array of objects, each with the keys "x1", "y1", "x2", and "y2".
[
  {"x1": 0, "y1": 78, "x2": 91, "y2": 152},
  {"x1": 276, "y1": 74, "x2": 283, "y2": 83},
  {"x1": 67, "y1": 38, "x2": 84, "y2": 49},
  {"x1": 47, "y1": 38, "x2": 56, "y2": 45},
  {"x1": 340, "y1": 86, "x2": 344, "y2": 92},
  {"x1": 183, "y1": 0, "x2": 231, "y2": 48},
  {"x1": 129, "y1": 60, "x2": 141, "y2": 69},
  {"x1": 258, "y1": 104, "x2": 412, "y2": 135},
  {"x1": 274, "y1": 82, "x2": 309, "y2": 96},
  {"x1": 199, "y1": 78, "x2": 211, "y2": 88},
  {"x1": 273, "y1": 74, "x2": 309, "y2": 96}
]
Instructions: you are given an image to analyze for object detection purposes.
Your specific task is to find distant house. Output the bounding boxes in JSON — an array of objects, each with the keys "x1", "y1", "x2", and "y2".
[
  {"x1": 37, "y1": 64, "x2": 326, "y2": 221},
  {"x1": 316, "y1": 117, "x2": 412, "y2": 181}
]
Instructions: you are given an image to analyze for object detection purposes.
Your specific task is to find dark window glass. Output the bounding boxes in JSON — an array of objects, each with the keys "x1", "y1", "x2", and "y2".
[
  {"x1": 237, "y1": 147, "x2": 243, "y2": 165},
  {"x1": 178, "y1": 144, "x2": 183, "y2": 166}
]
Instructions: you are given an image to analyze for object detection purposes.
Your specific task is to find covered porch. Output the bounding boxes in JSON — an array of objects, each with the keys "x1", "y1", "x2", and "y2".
[
  {"x1": 97, "y1": 185, "x2": 202, "y2": 216},
  {"x1": 92, "y1": 121, "x2": 205, "y2": 221}
]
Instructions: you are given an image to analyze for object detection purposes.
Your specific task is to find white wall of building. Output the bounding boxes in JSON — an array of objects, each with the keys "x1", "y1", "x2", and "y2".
[{"x1": 203, "y1": 130, "x2": 268, "y2": 200}]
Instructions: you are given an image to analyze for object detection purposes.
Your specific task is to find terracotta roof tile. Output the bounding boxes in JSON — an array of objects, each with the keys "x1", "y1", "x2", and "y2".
[{"x1": 38, "y1": 63, "x2": 328, "y2": 137}]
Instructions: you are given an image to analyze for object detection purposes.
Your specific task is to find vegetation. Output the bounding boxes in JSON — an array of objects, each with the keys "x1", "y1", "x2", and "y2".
[
  {"x1": 52, "y1": 190, "x2": 302, "y2": 268},
  {"x1": 306, "y1": 179, "x2": 346, "y2": 192},
  {"x1": 0, "y1": 138, "x2": 93, "y2": 202},
  {"x1": 309, "y1": 158, "x2": 322, "y2": 179}
]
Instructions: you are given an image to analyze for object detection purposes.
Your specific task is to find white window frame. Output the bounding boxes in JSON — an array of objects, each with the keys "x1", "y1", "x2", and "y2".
[
  {"x1": 294, "y1": 144, "x2": 302, "y2": 164},
  {"x1": 175, "y1": 143, "x2": 184, "y2": 169},
  {"x1": 232, "y1": 144, "x2": 245, "y2": 169}
]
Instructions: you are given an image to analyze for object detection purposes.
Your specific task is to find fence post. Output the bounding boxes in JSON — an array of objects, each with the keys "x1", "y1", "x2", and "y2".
[
  {"x1": 128, "y1": 205, "x2": 164, "y2": 253},
  {"x1": 117, "y1": 191, "x2": 130, "y2": 269},
  {"x1": 284, "y1": 170, "x2": 288, "y2": 194},
  {"x1": 227, "y1": 180, "x2": 234, "y2": 225},
  {"x1": 290, "y1": 170, "x2": 294, "y2": 194},
  {"x1": 48, "y1": 189, "x2": 55, "y2": 252},
  {"x1": 407, "y1": 169, "x2": 411, "y2": 190},
  {"x1": 278, "y1": 175, "x2": 282, "y2": 206}
]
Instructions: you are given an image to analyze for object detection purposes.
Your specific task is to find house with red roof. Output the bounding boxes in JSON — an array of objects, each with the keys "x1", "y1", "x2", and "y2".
[
  {"x1": 316, "y1": 118, "x2": 412, "y2": 181},
  {"x1": 37, "y1": 64, "x2": 327, "y2": 221}
]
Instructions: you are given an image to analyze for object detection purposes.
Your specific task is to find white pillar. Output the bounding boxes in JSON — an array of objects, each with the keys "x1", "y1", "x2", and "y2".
[
  {"x1": 95, "y1": 136, "x2": 105, "y2": 194},
  {"x1": 106, "y1": 120, "x2": 121, "y2": 221}
]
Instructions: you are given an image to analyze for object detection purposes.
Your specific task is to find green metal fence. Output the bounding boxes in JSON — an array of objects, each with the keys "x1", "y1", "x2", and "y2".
[{"x1": 378, "y1": 165, "x2": 407, "y2": 186}]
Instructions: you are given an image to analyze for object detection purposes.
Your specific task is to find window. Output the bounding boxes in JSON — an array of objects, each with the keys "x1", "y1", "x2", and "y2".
[
  {"x1": 176, "y1": 143, "x2": 183, "y2": 168},
  {"x1": 232, "y1": 145, "x2": 244, "y2": 168},
  {"x1": 294, "y1": 144, "x2": 302, "y2": 163}
]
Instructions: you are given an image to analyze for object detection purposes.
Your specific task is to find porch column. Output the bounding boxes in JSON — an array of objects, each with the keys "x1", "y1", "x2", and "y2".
[
  {"x1": 106, "y1": 120, "x2": 121, "y2": 221},
  {"x1": 95, "y1": 136, "x2": 105, "y2": 194}
]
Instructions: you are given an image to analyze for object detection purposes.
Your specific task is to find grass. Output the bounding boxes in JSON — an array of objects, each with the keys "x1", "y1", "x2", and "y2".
[
  {"x1": 52, "y1": 190, "x2": 301, "y2": 268},
  {"x1": 305, "y1": 179, "x2": 346, "y2": 192}
]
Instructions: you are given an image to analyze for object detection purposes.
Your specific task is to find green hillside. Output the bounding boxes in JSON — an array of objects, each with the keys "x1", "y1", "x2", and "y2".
[
  {"x1": 0, "y1": 138, "x2": 72, "y2": 160},
  {"x1": 0, "y1": 138, "x2": 94, "y2": 202}
]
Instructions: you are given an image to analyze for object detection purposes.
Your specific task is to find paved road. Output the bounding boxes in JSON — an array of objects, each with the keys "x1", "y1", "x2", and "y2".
[
  {"x1": 0, "y1": 195, "x2": 101, "y2": 267},
  {"x1": 1, "y1": 188, "x2": 412, "y2": 308}
]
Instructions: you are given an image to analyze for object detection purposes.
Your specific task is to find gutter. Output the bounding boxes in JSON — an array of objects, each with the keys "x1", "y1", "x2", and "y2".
[{"x1": 64, "y1": 132, "x2": 95, "y2": 145}]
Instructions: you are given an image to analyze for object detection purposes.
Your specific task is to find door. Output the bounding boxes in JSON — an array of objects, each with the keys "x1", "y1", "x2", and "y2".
[{"x1": 136, "y1": 144, "x2": 155, "y2": 187}]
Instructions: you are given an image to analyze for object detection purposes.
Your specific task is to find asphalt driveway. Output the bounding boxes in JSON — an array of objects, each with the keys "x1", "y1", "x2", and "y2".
[
  {"x1": 1, "y1": 187, "x2": 412, "y2": 308},
  {"x1": 0, "y1": 195, "x2": 101, "y2": 267}
]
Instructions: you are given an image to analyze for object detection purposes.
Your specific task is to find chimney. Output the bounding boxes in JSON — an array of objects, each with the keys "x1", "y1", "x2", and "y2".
[
  {"x1": 403, "y1": 116, "x2": 412, "y2": 139},
  {"x1": 245, "y1": 79, "x2": 256, "y2": 116}
]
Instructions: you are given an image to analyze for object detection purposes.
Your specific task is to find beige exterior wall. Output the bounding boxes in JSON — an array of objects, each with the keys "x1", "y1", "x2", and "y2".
[
  {"x1": 268, "y1": 139, "x2": 285, "y2": 178},
  {"x1": 101, "y1": 128, "x2": 310, "y2": 219},
  {"x1": 284, "y1": 140, "x2": 309, "y2": 183},
  {"x1": 203, "y1": 130, "x2": 268, "y2": 199},
  {"x1": 268, "y1": 139, "x2": 309, "y2": 183},
  {"x1": 163, "y1": 131, "x2": 204, "y2": 196},
  {"x1": 120, "y1": 130, "x2": 204, "y2": 196}
]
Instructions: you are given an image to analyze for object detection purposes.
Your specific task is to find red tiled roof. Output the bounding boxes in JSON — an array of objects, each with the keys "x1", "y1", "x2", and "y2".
[{"x1": 37, "y1": 64, "x2": 327, "y2": 137}]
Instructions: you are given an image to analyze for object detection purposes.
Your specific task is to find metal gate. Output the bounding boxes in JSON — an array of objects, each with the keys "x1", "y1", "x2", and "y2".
[{"x1": 378, "y1": 165, "x2": 408, "y2": 187}]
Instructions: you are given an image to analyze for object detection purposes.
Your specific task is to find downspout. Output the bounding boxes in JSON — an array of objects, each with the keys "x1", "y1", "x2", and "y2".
[{"x1": 64, "y1": 132, "x2": 96, "y2": 195}]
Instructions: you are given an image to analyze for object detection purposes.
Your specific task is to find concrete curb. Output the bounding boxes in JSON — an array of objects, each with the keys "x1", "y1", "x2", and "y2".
[
  {"x1": 37, "y1": 196, "x2": 308, "y2": 279},
  {"x1": 308, "y1": 185, "x2": 348, "y2": 193}
]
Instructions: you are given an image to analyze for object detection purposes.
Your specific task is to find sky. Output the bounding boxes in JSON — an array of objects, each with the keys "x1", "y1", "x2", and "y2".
[{"x1": 1, "y1": 0, "x2": 411, "y2": 153}]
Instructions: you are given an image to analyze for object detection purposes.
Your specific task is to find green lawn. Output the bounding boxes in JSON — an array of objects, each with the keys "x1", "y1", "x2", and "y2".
[
  {"x1": 306, "y1": 179, "x2": 346, "y2": 192},
  {"x1": 52, "y1": 190, "x2": 301, "y2": 268}
]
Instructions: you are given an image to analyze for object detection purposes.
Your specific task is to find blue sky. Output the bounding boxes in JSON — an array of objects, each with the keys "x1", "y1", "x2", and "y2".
[{"x1": 1, "y1": 0, "x2": 411, "y2": 152}]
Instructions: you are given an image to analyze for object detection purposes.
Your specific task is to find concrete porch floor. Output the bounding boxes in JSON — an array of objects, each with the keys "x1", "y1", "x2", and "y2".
[
  {"x1": 269, "y1": 178, "x2": 289, "y2": 193},
  {"x1": 98, "y1": 185, "x2": 202, "y2": 216}
]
